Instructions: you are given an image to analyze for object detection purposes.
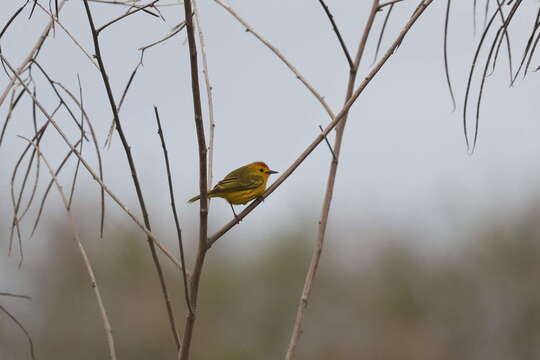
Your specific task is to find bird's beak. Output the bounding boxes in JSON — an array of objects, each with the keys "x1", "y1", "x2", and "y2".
[{"x1": 266, "y1": 170, "x2": 278, "y2": 175}]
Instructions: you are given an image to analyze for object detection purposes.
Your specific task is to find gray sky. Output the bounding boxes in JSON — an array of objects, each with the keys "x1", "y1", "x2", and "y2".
[{"x1": 1, "y1": 0, "x2": 539, "y2": 261}]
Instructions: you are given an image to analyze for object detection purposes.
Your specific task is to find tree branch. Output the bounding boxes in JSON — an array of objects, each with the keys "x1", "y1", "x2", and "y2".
[
  {"x1": 81, "y1": 0, "x2": 181, "y2": 350},
  {"x1": 211, "y1": 0, "x2": 336, "y2": 120},
  {"x1": 179, "y1": 0, "x2": 209, "y2": 358},
  {"x1": 20, "y1": 136, "x2": 117, "y2": 360},
  {"x1": 285, "y1": 1, "x2": 381, "y2": 357},
  {"x1": 0, "y1": 54, "x2": 189, "y2": 282},
  {"x1": 0, "y1": 0, "x2": 67, "y2": 108}
]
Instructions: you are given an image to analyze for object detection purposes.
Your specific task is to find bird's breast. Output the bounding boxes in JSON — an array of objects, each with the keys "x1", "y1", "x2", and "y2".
[{"x1": 224, "y1": 187, "x2": 265, "y2": 205}]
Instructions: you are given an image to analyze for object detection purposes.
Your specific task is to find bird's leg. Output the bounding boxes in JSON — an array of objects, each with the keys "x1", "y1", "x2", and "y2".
[{"x1": 230, "y1": 203, "x2": 241, "y2": 224}]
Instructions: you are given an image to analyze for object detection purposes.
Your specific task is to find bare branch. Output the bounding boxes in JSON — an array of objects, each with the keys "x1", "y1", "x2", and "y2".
[
  {"x1": 193, "y1": 0, "x2": 216, "y2": 188},
  {"x1": 443, "y1": 0, "x2": 457, "y2": 111},
  {"x1": 0, "y1": 0, "x2": 67, "y2": 108},
  {"x1": 317, "y1": 0, "x2": 354, "y2": 69},
  {"x1": 154, "y1": 106, "x2": 192, "y2": 314},
  {"x1": 33, "y1": 2, "x2": 99, "y2": 69},
  {"x1": 0, "y1": 54, "x2": 188, "y2": 276},
  {"x1": 318, "y1": 125, "x2": 337, "y2": 162},
  {"x1": 54, "y1": 80, "x2": 106, "y2": 238},
  {"x1": 0, "y1": 292, "x2": 31, "y2": 300},
  {"x1": 0, "y1": 304, "x2": 35, "y2": 360},
  {"x1": 96, "y1": 0, "x2": 160, "y2": 34},
  {"x1": 0, "y1": 0, "x2": 30, "y2": 41},
  {"x1": 211, "y1": 0, "x2": 336, "y2": 120},
  {"x1": 31, "y1": 139, "x2": 83, "y2": 237},
  {"x1": 179, "y1": 0, "x2": 209, "y2": 358},
  {"x1": 137, "y1": 22, "x2": 186, "y2": 55},
  {"x1": 82, "y1": 0, "x2": 181, "y2": 349},
  {"x1": 379, "y1": 0, "x2": 404, "y2": 9},
  {"x1": 373, "y1": 3, "x2": 394, "y2": 65},
  {"x1": 286, "y1": 0, "x2": 381, "y2": 357},
  {"x1": 0, "y1": 87, "x2": 25, "y2": 147},
  {"x1": 512, "y1": 6, "x2": 540, "y2": 82},
  {"x1": 20, "y1": 136, "x2": 117, "y2": 360}
]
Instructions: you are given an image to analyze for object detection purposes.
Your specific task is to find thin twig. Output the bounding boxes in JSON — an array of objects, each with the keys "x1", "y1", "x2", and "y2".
[
  {"x1": 0, "y1": 87, "x2": 25, "y2": 147},
  {"x1": 318, "y1": 125, "x2": 337, "y2": 162},
  {"x1": 463, "y1": 2, "x2": 502, "y2": 151},
  {"x1": 0, "y1": 0, "x2": 67, "y2": 108},
  {"x1": 104, "y1": 61, "x2": 143, "y2": 149},
  {"x1": 20, "y1": 136, "x2": 117, "y2": 360},
  {"x1": 137, "y1": 22, "x2": 186, "y2": 55},
  {"x1": 34, "y1": 1, "x2": 99, "y2": 69},
  {"x1": 286, "y1": 1, "x2": 381, "y2": 357},
  {"x1": 54, "y1": 81, "x2": 106, "y2": 238},
  {"x1": 512, "y1": 6, "x2": 540, "y2": 83},
  {"x1": 317, "y1": 0, "x2": 353, "y2": 69},
  {"x1": 82, "y1": 0, "x2": 181, "y2": 350},
  {"x1": 96, "y1": 0, "x2": 160, "y2": 33},
  {"x1": 211, "y1": 0, "x2": 336, "y2": 120},
  {"x1": 0, "y1": 0, "x2": 30, "y2": 41},
  {"x1": 9, "y1": 124, "x2": 49, "y2": 264},
  {"x1": 463, "y1": 0, "x2": 522, "y2": 152},
  {"x1": 379, "y1": 0, "x2": 404, "y2": 9},
  {"x1": 31, "y1": 139, "x2": 83, "y2": 236},
  {"x1": 488, "y1": 0, "x2": 514, "y2": 84},
  {"x1": 443, "y1": 0, "x2": 456, "y2": 111},
  {"x1": 0, "y1": 54, "x2": 188, "y2": 275},
  {"x1": 154, "y1": 106, "x2": 192, "y2": 314},
  {"x1": 0, "y1": 292, "x2": 31, "y2": 300},
  {"x1": 179, "y1": 0, "x2": 209, "y2": 358},
  {"x1": 67, "y1": 76, "x2": 86, "y2": 210},
  {"x1": 373, "y1": 3, "x2": 394, "y2": 65},
  {"x1": 524, "y1": 25, "x2": 540, "y2": 75},
  {"x1": 193, "y1": 0, "x2": 216, "y2": 188},
  {"x1": 30, "y1": 60, "x2": 88, "y2": 140},
  {"x1": 0, "y1": 304, "x2": 35, "y2": 360}
]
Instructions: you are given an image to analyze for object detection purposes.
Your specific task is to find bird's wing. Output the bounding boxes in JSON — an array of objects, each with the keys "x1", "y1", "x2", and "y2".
[{"x1": 211, "y1": 172, "x2": 264, "y2": 194}]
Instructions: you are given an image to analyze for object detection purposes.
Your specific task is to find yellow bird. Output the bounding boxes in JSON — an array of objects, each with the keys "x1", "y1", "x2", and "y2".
[{"x1": 188, "y1": 161, "x2": 278, "y2": 218}]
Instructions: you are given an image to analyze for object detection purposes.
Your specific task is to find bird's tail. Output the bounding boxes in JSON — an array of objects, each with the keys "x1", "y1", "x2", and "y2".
[{"x1": 187, "y1": 195, "x2": 201, "y2": 203}]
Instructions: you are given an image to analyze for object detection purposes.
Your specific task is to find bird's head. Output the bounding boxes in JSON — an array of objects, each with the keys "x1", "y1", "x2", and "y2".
[{"x1": 250, "y1": 162, "x2": 278, "y2": 177}]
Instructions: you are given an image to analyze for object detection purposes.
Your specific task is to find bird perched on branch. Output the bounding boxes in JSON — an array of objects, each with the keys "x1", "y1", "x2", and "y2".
[{"x1": 188, "y1": 161, "x2": 278, "y2": 220}]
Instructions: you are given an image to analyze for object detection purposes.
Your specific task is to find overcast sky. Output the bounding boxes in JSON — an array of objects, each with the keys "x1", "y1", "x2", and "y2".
[{"x1": 1, "y1": 0, "x2": 539, "y2": 262}]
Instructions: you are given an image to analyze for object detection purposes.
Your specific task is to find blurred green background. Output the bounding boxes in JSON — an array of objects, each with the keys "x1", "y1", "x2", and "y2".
[{"x1": 2, "y1": 198, "x2": 540, "y2": 360}]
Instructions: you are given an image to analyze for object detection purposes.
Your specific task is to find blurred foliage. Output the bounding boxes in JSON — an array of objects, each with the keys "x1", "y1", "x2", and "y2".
[{"x1": 2, "y1": 204, "x2": 540, "y2": 360}]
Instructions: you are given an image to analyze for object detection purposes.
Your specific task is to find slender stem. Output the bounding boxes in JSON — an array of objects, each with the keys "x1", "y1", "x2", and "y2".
[
  {"x1": 34, "y1": 1, "x2": 99, "y2": 69},
  {"x1": 54, "y1": 80, "x2": 106, "y2": 238},
  {"x1": 96, "y1": 0, "x2": 159, "y2": 33},
  {"x1": 317, "y1": 0, "x2": 353, "y2": 69},
  {"x1": 82, "y1": 0, "x2": 181, "y2": 350},
  {"x1": 211, "y1": 0, "x2": 335, "y2": 120},
  {"x1": 0, "y1": 292, "x2": 31, "y2": 300},
  {"x1": 154, "y1": 106, "x2": 193, "y2": 314},
  {"x1": 179, "y1": 0, "x2": 209, "y2": 358},
  {"x1": 0, "y1": 0, "x2": 67, "y2": 108},
  {"x1": 0, "y1": 304, "x2": 35, "y2": 360},
  {"x1": 443, "y1": 0, "x2": 456, "y2": 111},
  {"x1": 192, "y1": 0, "x2": 216, "y2": 188},
  {"x1": 379, "y1": 0, "x2": 404, "y2": 9},
  {"x1": 0, "y1": 53, "x2": 188, "y2": 321},
  {"x1": 285, "y1": 1, "x2": 380, "y2": 358},
  {"x1": 20, "y1": 136, "x2": 117, "y2": 360}
]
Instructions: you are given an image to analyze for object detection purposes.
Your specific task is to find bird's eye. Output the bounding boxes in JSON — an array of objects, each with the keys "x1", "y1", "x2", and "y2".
[{"x1": 259, "y1": 169, "x2": 264, "y2": 172}]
